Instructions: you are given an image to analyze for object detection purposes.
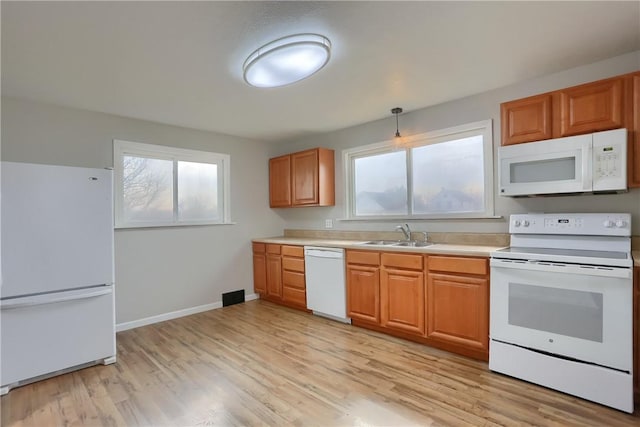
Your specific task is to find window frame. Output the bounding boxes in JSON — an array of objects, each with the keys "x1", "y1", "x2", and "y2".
[
  {"x1": 113, "y1": 139, "x2": 231, "y2": 228},
  {"x1": 343, "y1": 119, "x2": 494, "y2": 220}
]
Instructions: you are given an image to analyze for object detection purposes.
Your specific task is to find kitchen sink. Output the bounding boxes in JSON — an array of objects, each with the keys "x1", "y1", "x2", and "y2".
[
  {"x1": 359, "y1": 240, "x2": 432, "y2": 247},
  {"x1": 360, "y1": 240, "x2": 400, "y2": 246},
  {"x1": 392, "y1": 241, "x2": 432, "y2": 247}
]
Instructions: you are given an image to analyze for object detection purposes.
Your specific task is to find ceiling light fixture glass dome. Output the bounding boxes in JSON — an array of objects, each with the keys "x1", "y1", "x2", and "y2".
[{"x1": 243, "y1": 33, "x2": 331, "y2": 88}]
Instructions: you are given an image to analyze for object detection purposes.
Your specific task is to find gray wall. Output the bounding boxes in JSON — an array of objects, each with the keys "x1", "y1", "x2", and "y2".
[
  {"x1": 2, "y1": 50, "x2": 639, "y2": 326},
  {"x1": 273, "y1": 51, "x2": 640, "y2": 235},
  {"x1": 1, "y1": 97, "x2": 284, "y2": 324}
]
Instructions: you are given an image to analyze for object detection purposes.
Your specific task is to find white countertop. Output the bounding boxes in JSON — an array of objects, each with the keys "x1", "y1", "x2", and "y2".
[{"x1": 252, "y1": 236, "x2": 505, "y2": 257}]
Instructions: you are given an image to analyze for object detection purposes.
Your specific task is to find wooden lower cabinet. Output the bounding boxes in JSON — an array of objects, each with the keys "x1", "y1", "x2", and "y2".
[
  {"x1": 380, "y1": 253, "x2": 425, "y2": 335},
  {"x1": 346, "y1": 250, "x2": 490, "y2": 361},
  {"x1": 281, "y1": 245, "x2": 306, "y2": 308},
  {"x1": 346, "y1": 250, "x2": 381, "y2": 324},
  {"x1": 425, "y1": 255, "x2": 489, "y2": 359},
  {"x1": 252, "y1": 243, "x2": 267, "y2": 294},
  {"x1": 426, "y1": 272, "x2": 489, "y2": 353},
  {"x1": 266, "y1": 252, "x2": 282, "y2": 299},
  {"x1": 252, "y1": 243, "x2": 308, "y2": 311}
]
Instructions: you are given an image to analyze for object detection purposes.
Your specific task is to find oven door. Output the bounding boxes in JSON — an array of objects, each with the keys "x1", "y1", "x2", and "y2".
[
  {"x1": 499, "y1": 133, "x2": 591, "y2": 196},
  {"x1": 490, "y1": 259, "x2": 632, "y2": 372}
]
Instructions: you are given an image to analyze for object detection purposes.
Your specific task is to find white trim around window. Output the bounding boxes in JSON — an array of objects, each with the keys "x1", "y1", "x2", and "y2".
[
  {"x1": 343, "y1": 119, "x2": 494, "y2": 220},
  {"x1": 113, "y1": 140, "x2": 232, "y2": 228}
]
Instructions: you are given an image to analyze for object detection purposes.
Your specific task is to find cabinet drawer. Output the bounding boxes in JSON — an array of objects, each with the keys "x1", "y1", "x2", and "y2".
[
  {"x1": 283, "y1": 270, "x2": 305, "y2": 290},
  {"x1": 282, "y1": 287, "x2": 306, "y2": 307},
  {"x1": 282, "y1": 257, "x2": 305, "y2": 273},
  {"x1": 252, "y1": 242, "x2": 266, "y2": 253},
  {"x1": 282, "y1": 245, "x2": 304, "y2": 257},
  {"x1": 347, "y1": 250, "x2": 380, "y2": 266},
  {"x1": 266, "y1": 244, "x2": 281, "y2": 255},
  {"x1": 381, "y1": 253, "x2": 423, "y2": 270},
  {"x1": 427, "y1": 256, "x2": 488, "y2": 275}
]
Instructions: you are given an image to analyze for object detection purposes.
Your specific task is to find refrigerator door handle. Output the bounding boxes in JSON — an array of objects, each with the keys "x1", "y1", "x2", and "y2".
[{"x1": 1, "y1": 286, "x2": 113, "y2": 310}]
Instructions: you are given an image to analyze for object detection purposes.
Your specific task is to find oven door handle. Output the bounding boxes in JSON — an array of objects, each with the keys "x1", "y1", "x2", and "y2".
[{"x1": 490, "y1": 258, "x2": 631, "y2": 279}]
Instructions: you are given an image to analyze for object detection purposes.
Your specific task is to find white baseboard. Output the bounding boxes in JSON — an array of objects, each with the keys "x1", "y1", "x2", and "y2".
[
  {"x1": 116, "y1": 292, "x2": 260, "y2": 332},
  {"x1": 245, "y1": 292, "x2": 259, "y2": 301}
]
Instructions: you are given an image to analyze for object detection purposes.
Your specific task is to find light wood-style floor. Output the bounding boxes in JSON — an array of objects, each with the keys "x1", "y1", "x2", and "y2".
[{"x1": 2, "y1": 299, "x2": 639, "y2": 426}]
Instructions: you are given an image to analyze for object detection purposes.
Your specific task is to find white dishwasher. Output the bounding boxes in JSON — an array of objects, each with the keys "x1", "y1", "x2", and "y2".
[{"x1": 304, "y1": 246, "x2": 350, "y2": 323}]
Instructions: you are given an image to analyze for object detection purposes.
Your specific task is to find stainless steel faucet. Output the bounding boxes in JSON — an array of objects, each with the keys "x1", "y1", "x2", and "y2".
[{"x1": 395, "y1": 223, "x2": 411, "y2": 241}]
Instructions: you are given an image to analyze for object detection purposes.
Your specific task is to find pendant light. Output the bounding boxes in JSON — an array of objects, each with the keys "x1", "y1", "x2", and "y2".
[{"x1": 391, "y1": 107, "x2": 403, "y2": 138}]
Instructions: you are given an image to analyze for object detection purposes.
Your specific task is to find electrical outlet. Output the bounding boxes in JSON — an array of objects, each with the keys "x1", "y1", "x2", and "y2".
[{"x1": 325, "y1": 219, "x2": 333, "y2": 229}]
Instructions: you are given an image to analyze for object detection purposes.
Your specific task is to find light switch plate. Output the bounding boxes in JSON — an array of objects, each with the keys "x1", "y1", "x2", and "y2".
[{"x1": 325, "y1": 219, "x2": 333, "y2": 228}]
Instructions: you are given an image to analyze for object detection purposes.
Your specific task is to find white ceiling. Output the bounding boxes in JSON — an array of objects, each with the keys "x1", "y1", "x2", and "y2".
[{"x1": 2, "y1": 1, "x2": 639, "y2": 143}]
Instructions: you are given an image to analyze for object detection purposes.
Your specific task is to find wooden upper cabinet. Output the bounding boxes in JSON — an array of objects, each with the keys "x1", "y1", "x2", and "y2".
[
  {"x1": 630, "y1": 73, "x2": 640, "y2": 188},
  {"x1": 291, "y1": 149, "x2": 320, "y2": 205},
  {"x1": 269, "y1": 148, "x2": 335, "y2": 208},
  {"x1": 269, "y1": 155, "x2": 291, "y2": 207},
  {"x1": 501, "y1": 94, "x2": 552, "y2": 145},
  {"x1": 558, "y1": 77, "x2": 624, "y2": 137},
  {"x1": 500, "y1": 71, "x2": 639, "y2": 147}
]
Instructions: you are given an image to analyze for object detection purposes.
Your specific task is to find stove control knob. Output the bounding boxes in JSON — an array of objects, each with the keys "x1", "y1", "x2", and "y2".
[
  {"x1": 513, "y1": 220, "x2": 521, "y2": 227},
  {"x1": 603, "y1": 220, "x2": 614, "y2": 228},
  {"x1": 615, "y1": 220, "x2": 627, "y2": 228},
  {"x1": 522, "y1": 220, "x2": 530, "y2": 227}
]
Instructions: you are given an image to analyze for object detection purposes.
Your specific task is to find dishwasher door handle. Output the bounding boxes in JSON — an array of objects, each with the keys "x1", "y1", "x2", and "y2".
[{"x1": 304, "y1": 247, "x2": 344, "y2": 259}]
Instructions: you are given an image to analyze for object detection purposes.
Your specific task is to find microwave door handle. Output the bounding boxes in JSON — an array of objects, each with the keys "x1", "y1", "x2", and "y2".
[{"x1": 583, "y1": 143, "x2": 593, "y2": 190}]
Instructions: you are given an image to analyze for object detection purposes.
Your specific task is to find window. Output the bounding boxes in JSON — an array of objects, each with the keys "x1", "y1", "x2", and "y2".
[
  {"x1": 113, "y1": 140, "x2": 231, "y2": 228},
  {"x1": 344, "y1": 120, "x2": 493, "y2": 219}
]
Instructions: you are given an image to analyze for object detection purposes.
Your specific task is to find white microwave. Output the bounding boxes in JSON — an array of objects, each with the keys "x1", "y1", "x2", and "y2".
[{"x1": 499, "y1": 128, "x2": 627, "y2": 197}]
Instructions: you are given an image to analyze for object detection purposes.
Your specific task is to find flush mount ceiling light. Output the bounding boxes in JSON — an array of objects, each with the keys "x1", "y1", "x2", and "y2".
[{"x1": 243, "y1": 33, "x2": 331, "y2": 88}]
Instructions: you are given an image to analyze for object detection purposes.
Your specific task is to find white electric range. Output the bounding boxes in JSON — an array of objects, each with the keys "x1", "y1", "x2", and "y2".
[{"x1": 490, "y1": 213, "x2": 633, "y2": 413}]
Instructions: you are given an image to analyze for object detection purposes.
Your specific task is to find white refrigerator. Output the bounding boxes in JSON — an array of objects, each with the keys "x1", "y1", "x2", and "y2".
[{"x1": 1, "y1": 161, "x2": 116, "y2": 394}]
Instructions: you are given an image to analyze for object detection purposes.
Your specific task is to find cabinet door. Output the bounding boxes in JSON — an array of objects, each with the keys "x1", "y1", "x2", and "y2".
[
  {"x1": 253, "y1": 253, "x2": 267, "y2": 294},
  {"x1": 346, "y1": 264, "x2": 380, "y2": 324},
  {"x1": 269, "y1": 155, "x2": 291, "y2": 207},
  {"x1": 501, "y1": 94, "x2": 552, "y2": 145},
  {"x1": 426, "y1": 273, "x2": 489, "y2": 352},
  {"x1": 559, "y1": 77, "x2": 624, "y2": 137},
  {"x1": 381, "y1": 267, "x2": 425, "y2": 335},
  {"x1": 630, "y1": 73, "x2": 640, "y2": 188},
  {"x1": 252, "y1": 243, "x2": 267, "y2": 295},
  {"x1": 291, "y1": 149, "x2": 319, "y2": 205},
  {"x1": 266, "y1": 254, "x2": 282, "y2": 299}
]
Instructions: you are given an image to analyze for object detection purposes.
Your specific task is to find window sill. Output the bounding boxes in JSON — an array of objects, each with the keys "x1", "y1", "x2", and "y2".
[{"x1": 115, "y1": 221, "x2": 237, "y2": 230}]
